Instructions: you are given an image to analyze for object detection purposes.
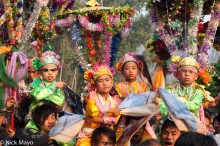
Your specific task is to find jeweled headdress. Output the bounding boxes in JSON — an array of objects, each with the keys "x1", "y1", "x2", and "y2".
[
  {"x1": 84, "y1": 65, "x2": 113, "y2": 85},
  {"x1": 32, "y1": 51, "x2": 61, "y2": 70},
  {"x1": 177, "y1": 57, "x2": 200, "y2": 71},
  {"x1": 116, "y1": 52, "x2": 141, "y2": 71}
]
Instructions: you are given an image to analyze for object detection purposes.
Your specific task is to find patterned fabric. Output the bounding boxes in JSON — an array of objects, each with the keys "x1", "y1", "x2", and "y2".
[
  {"x1": 29, "y1": 78, "x2": 65, "y2": 110},
  {"x1": 77, "y1": 91, "x2": 121, "y2": 141},
  {"x1": 159, "y1": 82, "x2": 205, "y2": 117},
  {"x1": 158, "y1": 88, "x2": 198, "y2": 132},
  {"x1": 115, "y1": 80, "x2": 148, "y2": 99}
]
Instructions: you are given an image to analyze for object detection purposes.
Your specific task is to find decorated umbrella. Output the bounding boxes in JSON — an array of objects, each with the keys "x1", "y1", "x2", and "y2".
[
  {"x1": 49, "y1": 112, "x2": 85, "y2": 143},
  {"x1": 158, "y1": 88, "x2": 208, "y2": 134},
  {"x1": 118, "y1": 92, "x2": 157, "y2": 116}
]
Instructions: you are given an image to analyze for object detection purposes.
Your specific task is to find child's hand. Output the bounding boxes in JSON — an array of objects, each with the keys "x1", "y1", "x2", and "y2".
[
  {"x1": 56, "y1": 82, "x2": 66, "y2": 88},
  {"x1": 6, "y1": 98, "x2": 16, "y2": 110},
  {"x1": 85, "y1": 116, "x2": 94, "y2": 124},
  {"x1": 107, "y1": 108, "x2": 120, "y2": 117},
  {"x1": 6, "y1": 126, "x2": 15, "y2": 137}
]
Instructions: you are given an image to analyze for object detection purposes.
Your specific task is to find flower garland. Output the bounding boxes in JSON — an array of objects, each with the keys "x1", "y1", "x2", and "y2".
[
  {"x1": 4, "y1": 0, "x2": 15, "y2": 44},
  {"x1": 71, "y1": 21, "x2": 81, "y2": 44},
  {"x1": 102, "y1": 30, "x2": 112, "y2": 66},
  {"x1": 101, "y1": 10, "x2": 134, "y2": 35},
  {"x1": 187, "y1": 0, "x2": 204, "y2": 56},
  {"x1": 15, "y1": 0, "x2": 23, "y2": 43},
  {"x1": 197, "y1": 2, "x2": 220, "y2": 68},
  {"x1": 78, "y1": 14, "x2": 103, "y2": 32},
  {"x1": 121, "y1": 17, "x2": 132, "y2": 37},
  {"x1": 18, "y1": 0, "x2": 49, "y2": 51},
  {"x1": 110, "y1": 33, "x2": 121, "y2": 67},
  {"x1": 56, "y1": 5, "x2": 134, "y2": 35},
  {"x1": 55, "y1": 14, "x2": 75, "y2": 28},
  {"x1": 85, "y1": 30, "x2": 97, "y2": 62},
  {"x1": 149, "y1": 7, "x2": 179, "y2": 59},
  {"x1": 71, "y1": 22, "x2": 88, "y2": 71},
  {"x1": 94, "y1": 31, "x2": 102, "y2": 63}
]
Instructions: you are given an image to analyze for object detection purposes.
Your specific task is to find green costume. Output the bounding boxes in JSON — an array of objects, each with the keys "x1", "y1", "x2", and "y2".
[
  {"x1": 159, "y1": 82, "x2": 208, "y2": 117},
  {"x1": 29, "y1": 78, "x2": 65, "y2": 110}
]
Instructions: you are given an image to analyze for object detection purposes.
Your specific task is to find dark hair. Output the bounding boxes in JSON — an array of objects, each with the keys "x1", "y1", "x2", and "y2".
[
  {"x1": 135, "y1": 55, "x2": 152, "y2": 86},
  {"x1": 125, "y1": 116, "x2": 143, "y2": 126},
  {"x1": 174, "y1": 132, "x2": 218, "y2": 146},
  {"x1": 161, "y1": 119, "x2": 179, "y2": 132},
  {"x1": 32, "y1": 102, "x2": 58, "y2": 129},
  {"x1": 137, "y1": 138, "x2": 161, "y2": 146},
  {"x1": 91, "y1": 127, "x2": 116, "y2": 146}
]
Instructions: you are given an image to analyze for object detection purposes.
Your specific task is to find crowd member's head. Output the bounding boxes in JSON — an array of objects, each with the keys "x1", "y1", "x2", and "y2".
[
  {"x1": 176, "y1": 57, "x2": 199, "y2": 87},
  {"x1": 91, "y1": 127, "x2": 116, "y2": 146},
  {"x1": 125, "y1": 116, "x2": 144, "y2": 145},
  {"x1": 137, "y1": 138, "x2": 161, "y2": 146},
  {"x1": 27, "y1": 58, "x2": 38, "y2": 82},
  {"x1": 160, "y1": 119, "x2": 181, "y2": 146},
  {"x1": 213, "y1": 113, "x2": 220, "y2": 134},
  {"x1": 174, "y1": 132, "x2": 218, "y2": 146},
  {"x1": 32, "y1": 102, "x2": 58, "y2": 136}
]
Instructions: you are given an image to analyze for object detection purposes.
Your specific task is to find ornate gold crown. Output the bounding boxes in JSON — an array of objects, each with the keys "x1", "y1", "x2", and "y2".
[
  {"x1": 178, "y1": 57, "x2": 200, "y2": 71},
  {"x1": 84, "y1": 66, "x2": 113, "y2": 84}
]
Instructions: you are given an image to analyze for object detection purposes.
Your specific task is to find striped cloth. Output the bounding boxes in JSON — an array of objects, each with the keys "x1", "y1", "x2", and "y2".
[{"x1": 158, "y1": 88, "x2": 197, "y2": 132}]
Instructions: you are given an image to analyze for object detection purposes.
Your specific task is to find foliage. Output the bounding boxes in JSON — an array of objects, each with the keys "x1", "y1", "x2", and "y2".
[{"x1": 206, "y1": 58, "x2": 220, "y2": 97}]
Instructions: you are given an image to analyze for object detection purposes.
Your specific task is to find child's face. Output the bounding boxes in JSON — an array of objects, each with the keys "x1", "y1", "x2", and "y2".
[
  {"x1": 176, "y1": 66, "x2": 198, "y2": 87},
  {"x1": 40, "y1": 113, "x2": 57, "y2": 135},
  {"x1": 40, "y1": 64, "x2": 58, "y2": 82},
  {"x1": 96, "y1": 74, "x2": 113, "y2": 95},
  {"x1": 28, "y1": 66, "x2": 37, "y2": 80},
  {"x1": 122, "y1": 61, "x2": 139, "y2": 82}
]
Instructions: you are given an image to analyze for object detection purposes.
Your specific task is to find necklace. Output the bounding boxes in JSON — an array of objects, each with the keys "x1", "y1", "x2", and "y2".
[
  {"x1": 97, "y1": 93, "x2": 112, "y2": 113},
  {"x1": 176, "y1": 82, "x2": 194, "y2": 100},
  {"x1": 124, "y1": 80, "x2": 140, "y2": 96}
]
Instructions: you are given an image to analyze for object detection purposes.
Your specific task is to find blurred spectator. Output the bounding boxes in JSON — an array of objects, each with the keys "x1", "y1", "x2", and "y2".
[
  {"x1": 91, "y1": 127, "x2": 116, "y2": 146},
  {"x1": 174, "y1": 132, "x2": 217, "y2": 146},
  {"x1": 160, "y1": 119, "x2": 182, "y2": 146}
]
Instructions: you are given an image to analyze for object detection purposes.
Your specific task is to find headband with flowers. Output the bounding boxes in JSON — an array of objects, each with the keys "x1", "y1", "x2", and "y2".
[
  {"x1": 32, "y1": 51, "x2": 61, "y2": 70},
  {"x1": 116, "y1": 52, "x2": 141, "y2": 71},
  {"x1": 84, "y1": 65, "x2": 114, "y2": 85}
]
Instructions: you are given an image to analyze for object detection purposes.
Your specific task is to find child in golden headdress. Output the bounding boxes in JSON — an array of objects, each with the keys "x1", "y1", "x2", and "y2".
[
  {"x1": 76, "y1": 65, "x2": 121, "y2": 146},
  {"x1": 158, "y1": 57, "x2": 215, "y2": 118}
]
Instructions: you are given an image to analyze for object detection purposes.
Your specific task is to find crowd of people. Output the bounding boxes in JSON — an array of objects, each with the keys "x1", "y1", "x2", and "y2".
[{"x1": 0, "y1": 51, "x2": 220, "y2": 146}]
